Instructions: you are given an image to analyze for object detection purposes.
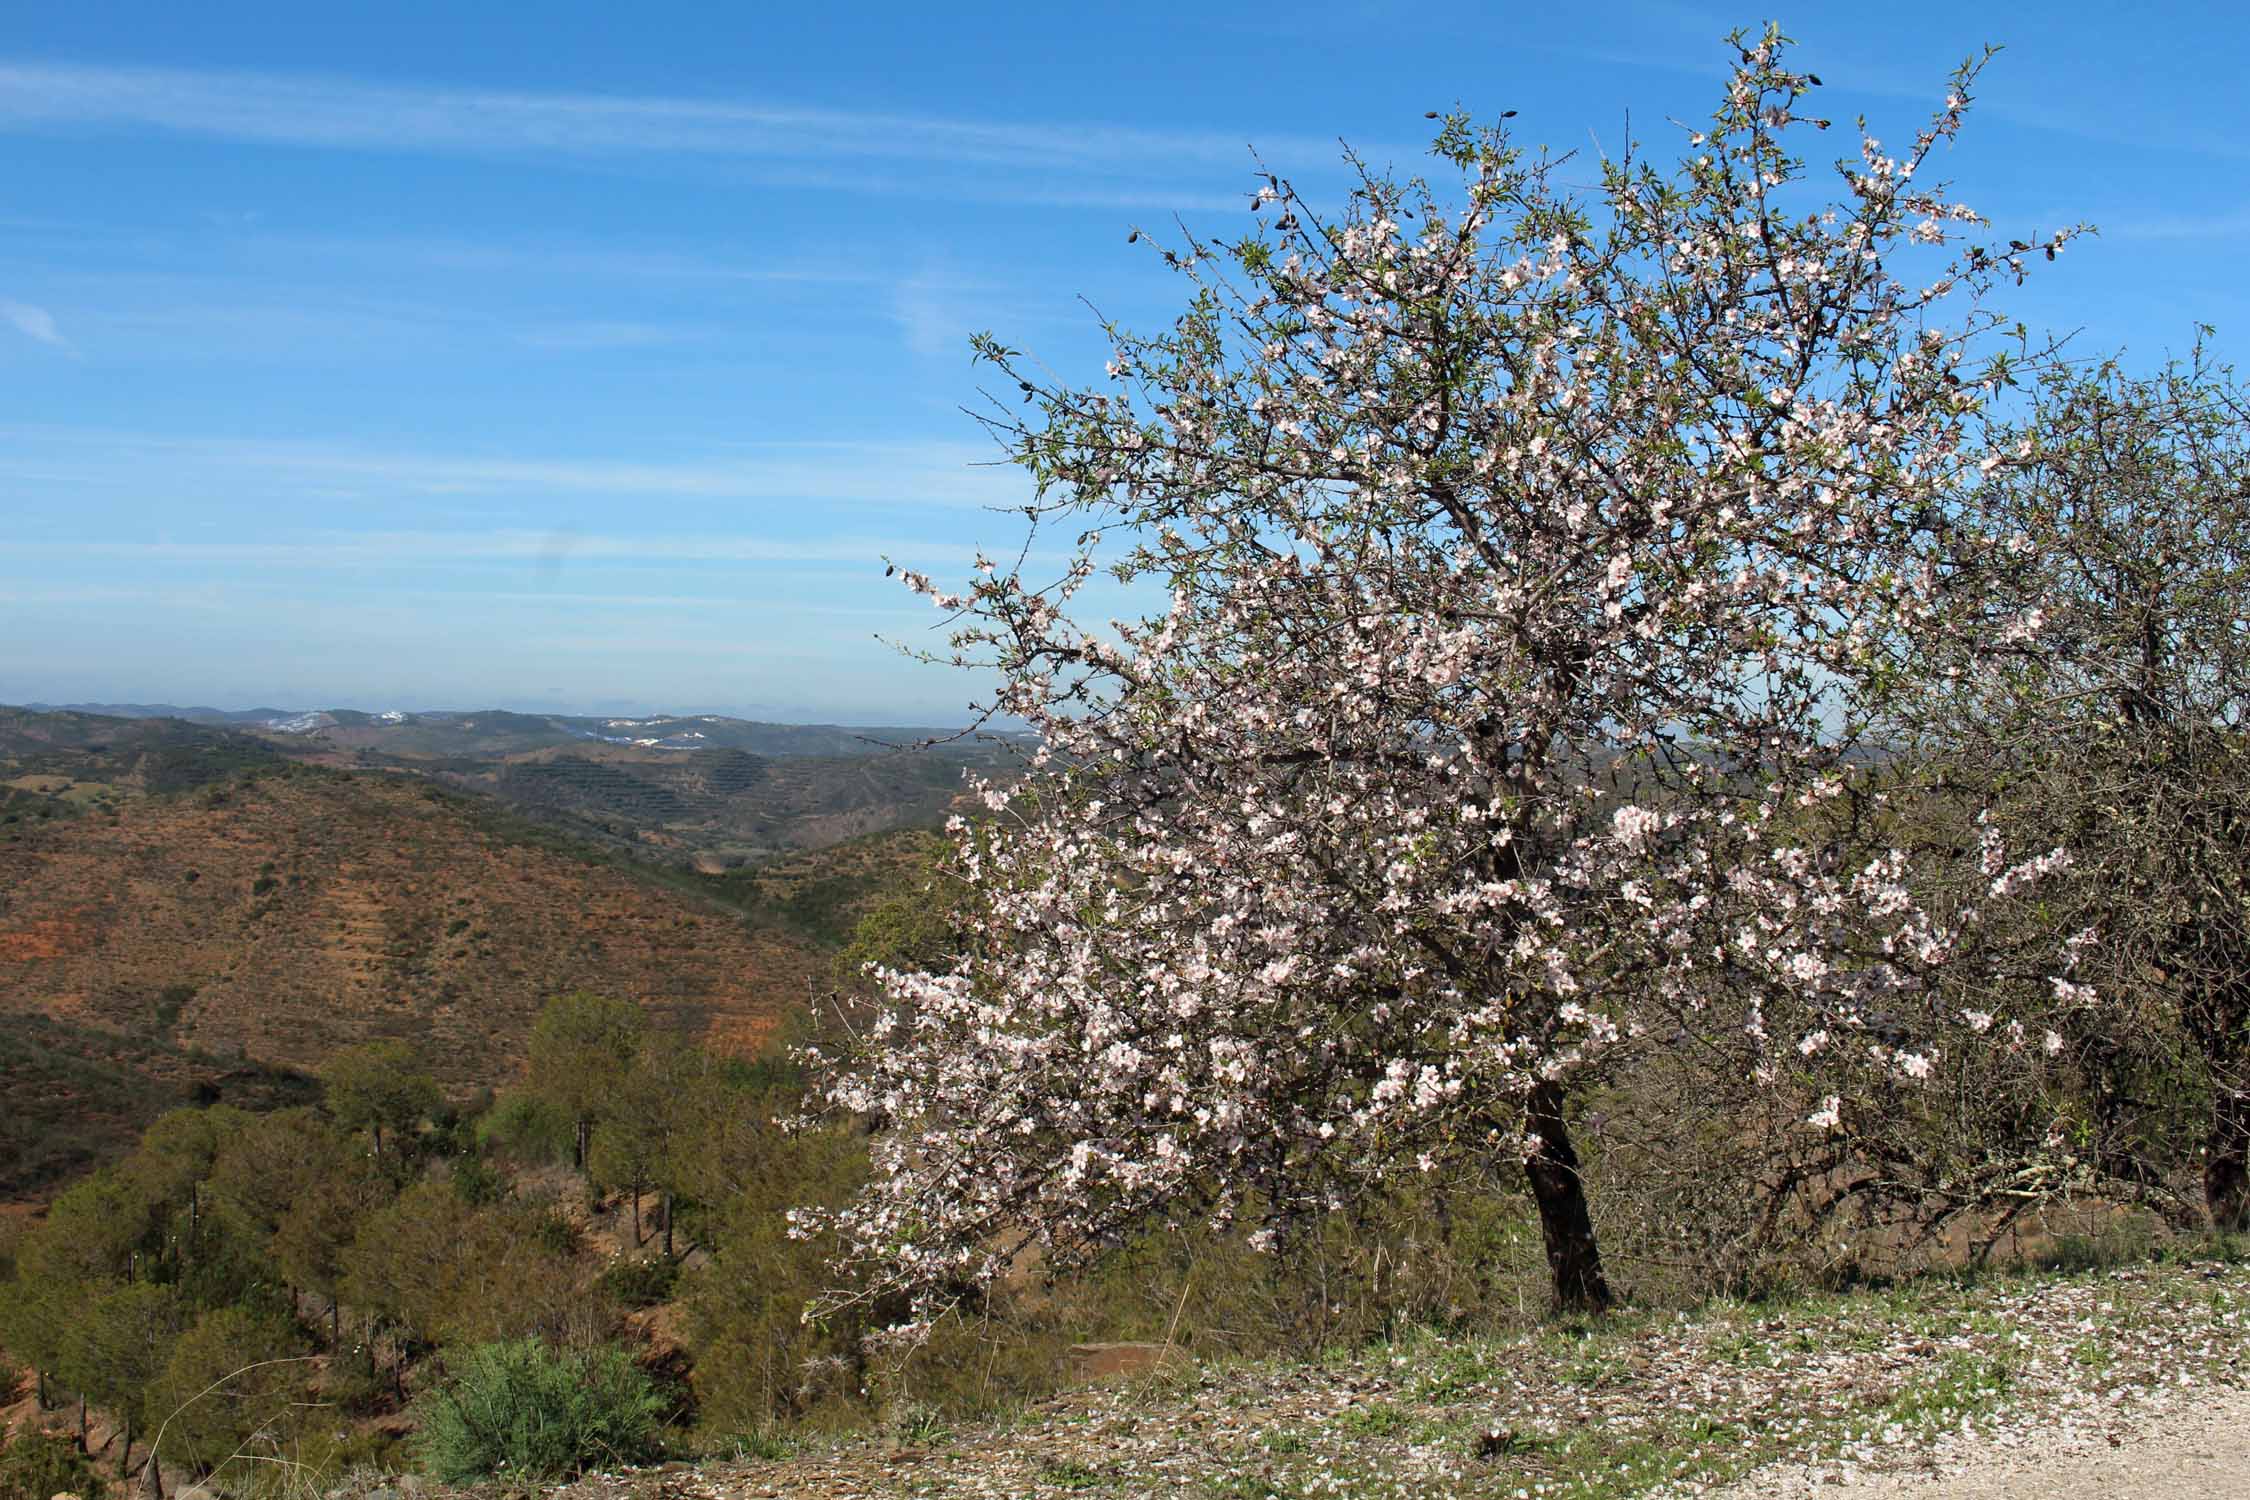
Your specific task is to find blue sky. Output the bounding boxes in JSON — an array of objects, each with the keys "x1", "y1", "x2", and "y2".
[{"x1": 1, "y1": 2, "x2": 2243, "y2": 723}]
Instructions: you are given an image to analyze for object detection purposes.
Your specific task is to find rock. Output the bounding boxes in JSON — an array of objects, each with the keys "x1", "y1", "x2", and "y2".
[
  {"x1": 1065, "y1": 1341, "x2": 1192, "y2": 1384},
  {"x1": 52, "y1": 1491, "x2": 85, "y2": 1500}
]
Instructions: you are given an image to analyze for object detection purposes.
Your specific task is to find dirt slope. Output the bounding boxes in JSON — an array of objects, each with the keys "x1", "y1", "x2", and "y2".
[{"x1": 0, "y1": 766, "x2": 820, "y2": 1091}]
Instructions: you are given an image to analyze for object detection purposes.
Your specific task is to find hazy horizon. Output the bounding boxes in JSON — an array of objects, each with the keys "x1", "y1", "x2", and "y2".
[{"x1": 10, "y1": 692, "x2": 1001, "y2": 729}]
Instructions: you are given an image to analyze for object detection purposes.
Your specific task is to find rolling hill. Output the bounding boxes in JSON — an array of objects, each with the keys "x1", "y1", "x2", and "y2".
[
  {"x1": 0, "y1": 763, "x2": 825, "y2": 1150},
  {"x1": 0, "y1": 705, "x2": 972, "y2": 1204},
  {"x1": 0, "y1": 705, "x2": 285, "y2": 811}
]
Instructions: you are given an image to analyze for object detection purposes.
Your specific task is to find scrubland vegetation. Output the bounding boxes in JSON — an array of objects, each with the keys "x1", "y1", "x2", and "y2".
[{"x1": 9, "y1": 21, "x2": 2250, "y2": 1498}]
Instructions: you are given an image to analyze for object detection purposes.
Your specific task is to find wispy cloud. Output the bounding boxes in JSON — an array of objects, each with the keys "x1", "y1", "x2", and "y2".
[
  {"x1": 0, "y1": 425, "x2": 1026, "y2": 509},
  {"x1": 892, "y1": 271, "x2": 973, "y2": 359},
  {"x1": 884, "y1": 265, "x2": 1058, "y2": 359},
  {"x1": 0, "y1": 218, "x2": 886, "y2": 288},
  {"x1": 0, "y1": 297, "x2": 68, "y2": 349},
  {"x1": 510, "y1": 320, "x2": 718, "y2": 353},
  {"x1": 295, "y1": 235, "x2": 882, "y2": 286},
  {"x1": 0, "y1": 528, "x2": 976, "y2": 567},
  {"x1": 0, "y1": 582, "x2": 231, "y2": 609},
  {"x1": 0, "y1": 59, "x2": 1363, "y2": 202}
]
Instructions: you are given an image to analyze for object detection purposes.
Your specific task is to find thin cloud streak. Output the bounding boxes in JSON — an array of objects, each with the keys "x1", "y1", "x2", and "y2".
[
  {"x1": 0, "y1": 59, "x2": 1368, "y2": 191},
  {"x1": 510, "y1": 321, "x2": 719, "y2": 352},
  {"x1": 269, "y1": 234, "x2": 886, "y2": 286},
  {"x1": 0, "y1": 579, "x2": 922, "y2": 618},
  {"x1": 0, "y1": 528, "x2": 1029, "y2": 569},
  {"x1": 0, "y1": 426, "x2": 1027, "y2": 509}
]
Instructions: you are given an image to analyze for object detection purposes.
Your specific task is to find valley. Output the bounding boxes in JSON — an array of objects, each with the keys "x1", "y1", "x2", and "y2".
[{"x1": 0, "y1": 704, "x2": 971, "y2": 1206}]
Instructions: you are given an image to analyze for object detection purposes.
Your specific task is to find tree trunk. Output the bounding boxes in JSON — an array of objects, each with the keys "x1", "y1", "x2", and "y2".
[
  {"x1": 331, "y1": 1297, "x2": 341, "y2": 1348},
  {"x1": 2187, "y1": 960, "x2": 2250, "y2": 1232},
  {"x1": 79, "y1": 1394, "x2": 88, "y2": 1451},
  {"x1": 2207, "y1": 1053, "x2": 2250, "y2": 1232},
  {"x1": 1523, "y1": 1082, "x2": 1614, "y2": 1314},
  {"x1": 630, "y1": 1182, "x2": 642, "y2": 1247},
  {"x1": 117, "y1": 1418, "x2": 134, "y2": 1479},
  {"x1": 140, "y1": 1451, "x2": 164, "y2": 1500},
  {"x1": 662, "y1": 1193, "x2": 673, "y2": 1258}
]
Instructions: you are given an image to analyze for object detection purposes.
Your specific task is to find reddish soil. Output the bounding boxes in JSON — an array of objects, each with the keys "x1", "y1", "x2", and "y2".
[
  {"x1": 0, "y1": 771, "x2": 822, "y2": 1093},
  {"x1": 0, "y1": 914, "x2": 92, "y2": 961}
]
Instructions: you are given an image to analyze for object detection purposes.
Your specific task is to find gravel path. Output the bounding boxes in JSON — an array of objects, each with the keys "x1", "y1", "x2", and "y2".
[
  {"x1": 1716, "y1": 1380, "x2": 2250, "y2": 1499},
  {"x1": 461, "y1": 1257, "x2": 2248, "y2": 1500}
]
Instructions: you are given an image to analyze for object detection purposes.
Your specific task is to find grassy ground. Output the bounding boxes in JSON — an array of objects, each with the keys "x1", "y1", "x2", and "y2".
[{"x1": 495, "y1": 1238, "x2": 2249, "y2": 1500}]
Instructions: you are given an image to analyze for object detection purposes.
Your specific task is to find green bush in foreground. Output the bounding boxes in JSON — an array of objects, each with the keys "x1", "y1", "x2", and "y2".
[{"x1": 410, "y1": 1338, "x2": 666, "y2": 1482}]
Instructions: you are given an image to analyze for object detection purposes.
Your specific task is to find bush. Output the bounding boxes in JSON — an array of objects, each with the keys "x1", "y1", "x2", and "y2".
[
  {"x1": 449, "y1": 1151, "x2": 508, "y2": 1207},
  {"x1": 147, "y1": 1306, "x2": 310, "y2": 1472},
  {"x1": 410, "y1": 1338, "x2": 667, "y2": 1482},
  {"x1": 0, "y1": 1427, "x2": 101, "y2": 1500},
  {"x1": 340, "y1": 1185, "x2": 597, "y2": 1348},
  {"x1": 596, "y1": 1255, "x2": 680, "y2": 1310},
  {"x1": 476, "y1": 1089, "x2": 573, "y2": 1166}
]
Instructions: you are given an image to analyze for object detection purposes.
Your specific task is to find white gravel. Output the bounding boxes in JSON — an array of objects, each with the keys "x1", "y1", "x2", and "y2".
[{"x1": 1716, "y1": 1379, "x2": 2250, "y2": 1499}]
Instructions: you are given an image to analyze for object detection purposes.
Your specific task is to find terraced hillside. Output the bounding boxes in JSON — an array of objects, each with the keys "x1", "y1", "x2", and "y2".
[{"x1": 0, "y1": 764, "x2": 823, "y2": 1105}]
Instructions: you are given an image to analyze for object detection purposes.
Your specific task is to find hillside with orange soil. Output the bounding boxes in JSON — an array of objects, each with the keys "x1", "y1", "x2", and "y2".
[{"x1": 0, "y1": 765, "x2": 823, "y2": 1096}]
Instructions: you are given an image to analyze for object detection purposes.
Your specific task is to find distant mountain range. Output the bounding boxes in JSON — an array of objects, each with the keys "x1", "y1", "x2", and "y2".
[
  {"x1": 26, "y1": 702, "x2": 1008, "y2": 758},
  {"x1": 27, "y1": 702, "x2": 302, "y2": 725},
  {"x1": 4, "y1": 700, "x2": 1013, "y2": 871}
]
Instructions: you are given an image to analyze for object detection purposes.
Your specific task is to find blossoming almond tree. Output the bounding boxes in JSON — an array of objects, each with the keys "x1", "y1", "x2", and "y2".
[{"x1": 807, "y1": 28, "x2": 2079, "y2": 1321}]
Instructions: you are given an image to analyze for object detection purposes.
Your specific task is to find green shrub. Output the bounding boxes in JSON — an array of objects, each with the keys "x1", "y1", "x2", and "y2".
[
  {"x1": 449, "y1": 1151, "x2": 508, "y2": 1207},
  {"x1": 340, "y1": 1186, "x2": 594, "y2": 1348},
  {"x1": 525, "y1": 1206, "x2": 580, "y2": 1258},
  {"x1": 0, "y1": 1426, "x2": 102, "y2": 1500},
  {"x1": 476, "y1": 1089, "x2": 573, "y2": 1166},
  {"x1": 596, "y1": 1255, "x2": 680, "y2": 1310},
  {"x1": 410, "y1": 1338, "x2": 667, "y2": 1482},
  {"x1": 148, "y1": 1306, "x2": 310, "y2": 1471}
]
